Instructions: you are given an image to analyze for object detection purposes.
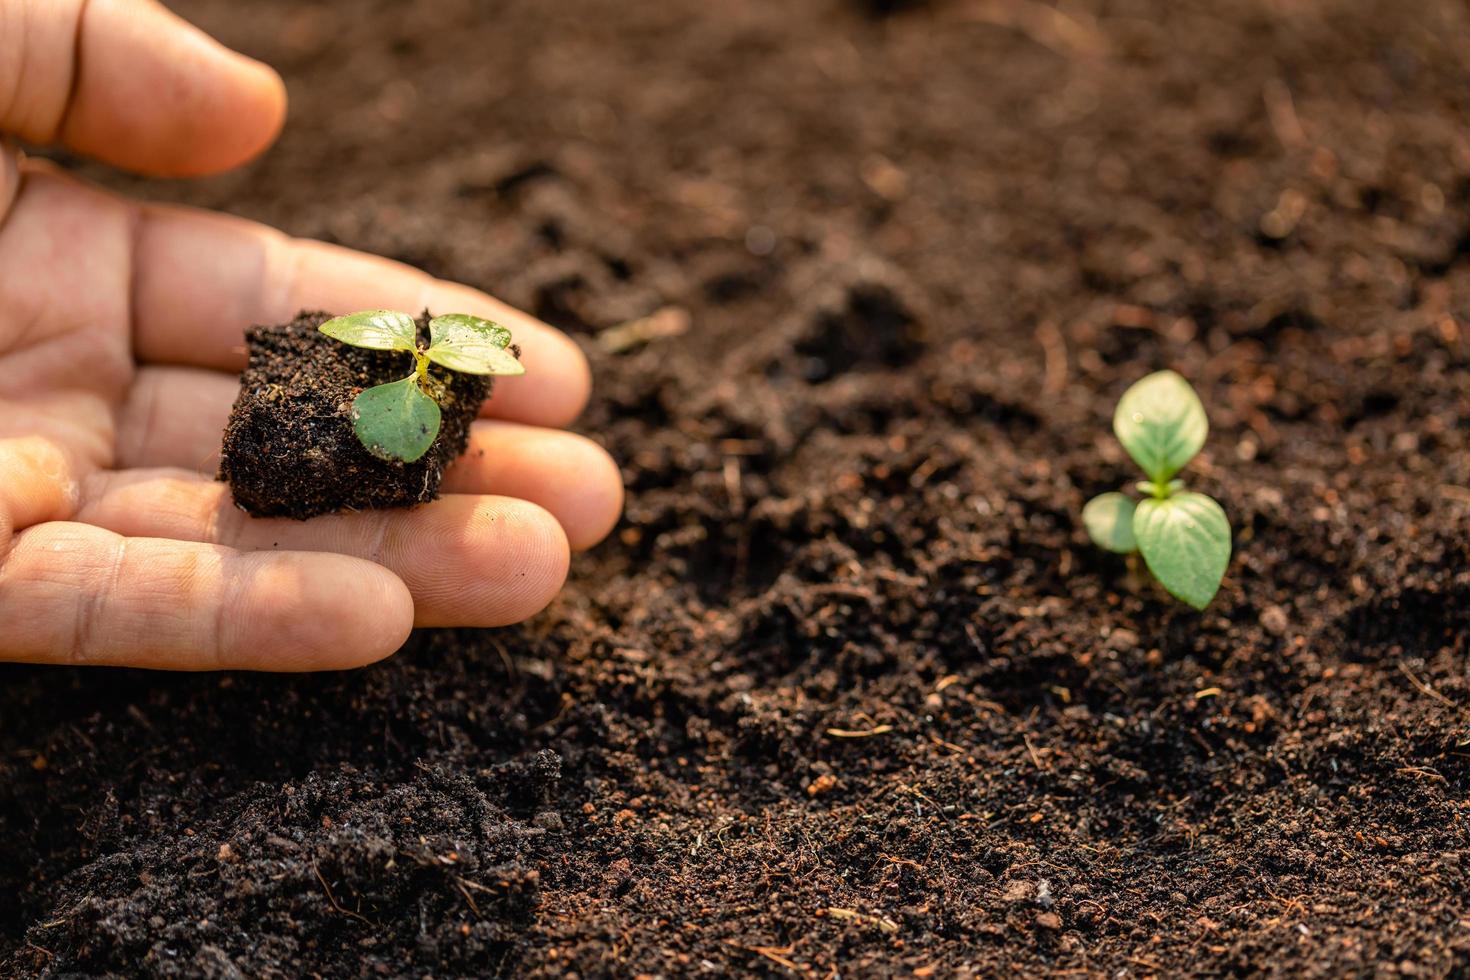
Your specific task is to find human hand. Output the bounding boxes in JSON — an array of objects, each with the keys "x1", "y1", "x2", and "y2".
[{"x1": 0, "y1": 0, "x2": 622, "y2": 670}]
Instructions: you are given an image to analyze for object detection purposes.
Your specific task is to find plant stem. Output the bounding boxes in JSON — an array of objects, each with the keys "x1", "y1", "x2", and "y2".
[{"x1": 1125, "y1": 551, "x2": 1143, "y2": 584}]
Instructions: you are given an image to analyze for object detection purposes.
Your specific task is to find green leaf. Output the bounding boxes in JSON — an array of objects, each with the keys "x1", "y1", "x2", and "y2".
[
  {"x1": 351, "y1": 376, "x2": 442, "y2": 463},
  {"x1": 426, "y1": 313, "x2": 524, "y2": 375},
  {"x1": 1113, "y1": 370, "x2": 1208, "y2": 483},
  {"x1": 320, "y1": 310, "x2": 419, "y2": 352},
  {"x1": 1133, "y1": 492, "x2": 1231, "y2": 610},
  {"x1": 1083, "y1": 492, "x2": 1138, "y2": 554}
]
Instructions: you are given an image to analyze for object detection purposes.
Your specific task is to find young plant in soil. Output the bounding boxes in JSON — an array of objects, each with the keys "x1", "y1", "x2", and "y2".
[
  {"x1": 320, "y1": 310, "x2": 524, "y2": 462},
  {"x1": 1082, "y1": 370, "x2": 1232, "y2": 610},
  {"x1": 219, "y1": 310, "x2": 520, "y2": 520}
]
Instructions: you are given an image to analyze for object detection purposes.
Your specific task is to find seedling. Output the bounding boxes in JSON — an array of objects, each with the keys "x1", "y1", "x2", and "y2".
[
  {"x1": 319, "y1": 310, "x2": 523, "y2": 463},
  {"x1": 1082, "y1": 370, "x2": 1231, "y2": 610}
]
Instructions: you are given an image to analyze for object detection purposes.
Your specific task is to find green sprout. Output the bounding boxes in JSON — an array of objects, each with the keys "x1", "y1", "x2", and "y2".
[
  {"x1": 1082, "y1": 370, "x2": 1232, "y2": 610},
  {"x1": 319, "y1": 310, "x2": 523, "y2": 463}
]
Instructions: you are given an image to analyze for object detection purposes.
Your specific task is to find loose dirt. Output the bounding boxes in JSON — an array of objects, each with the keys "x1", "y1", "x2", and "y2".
[{"x1": 4, "y1": 0, "x2": 1469, "y2": 976}]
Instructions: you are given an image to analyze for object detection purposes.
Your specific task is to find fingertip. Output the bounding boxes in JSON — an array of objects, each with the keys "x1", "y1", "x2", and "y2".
[
  {"x1": 540, "y1": 331, "x2": 594, "y2": 425},
  {"x1": 470, "y1": 496, "x2": 570, "y2": 625},
  {"x1": 510, "y1": 511, "x2": 573, "y2": 624},
  {"x1": 63, "y1": 0, "x2": 289, "y2": 176},
  {"x1": 567, "y1": 441, "x2": 625, "y2": 551},
  {"x1": 198, "y1": 51, "x2": 289, "y2": 174},
  {"x1": 487, "y1": 330, "x2": 593, "y2": 427},
  {"x1": 412, "y1": 497, "x2": 570, "y2": 628},
  {"x1": 337, "y1": 561, "x2": 416, "y2": 667},
  {"x1": 513, "y1": 498, "x2": 574, "y2": 610},
  {"x1": 447, "y1": 425, "x2": 624, "y2": 551},
  {"x1": 150, "y1": 23, "x2": 290, "y2": 176}
]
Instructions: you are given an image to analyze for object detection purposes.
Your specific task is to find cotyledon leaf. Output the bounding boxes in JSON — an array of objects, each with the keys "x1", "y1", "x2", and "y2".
[
  {"x1": 319, "y1": 309, "x2": 419, "y2": 351},
  {"x1": 1113, "y1": 370, "x2": 1208, "y2": 483},
  {"x1": 351, "y1": 376, "x2": 442, "y2": 463},
  {"x1": 426, "y1": 313, "x2": 524, "y2": 376},
  {"x1": 1082, "y1": 492, "x2": 1138, "y2": 554},
  {"x1": 1133, "y1": 491, "x2": 1231, "y2": 610}
]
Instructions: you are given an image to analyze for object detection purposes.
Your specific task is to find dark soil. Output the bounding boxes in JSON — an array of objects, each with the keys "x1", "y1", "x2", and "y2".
[
  {"x1": 5, "y1": 0, "x2": 1470, "y2": 976},
  {"x1": 219, "y1": 311, "x2": 490, "y2": 519}
]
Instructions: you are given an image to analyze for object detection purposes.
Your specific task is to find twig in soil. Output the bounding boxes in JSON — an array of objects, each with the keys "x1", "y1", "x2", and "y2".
[
  {"x1": 1022, "y1": 733, "x2": 1048, "y2": 770},
  {"x1": 824, "y1": 907, "x2": 900, "y2": 934},
  {"x1": 1395, "y1": 766, "x2": 1448, "y2": 784},
  {"x1": 870, "y1": 566, "x2": 926, "y2": 588},
  {"x1": 807, "y1": 583, "x2": 880, "y2": 603},
  {"x1": 825, "y1": 724, "x2": 893, "y2": 738},
  {"x1": 722, "y1": 940, "x2": 803, "y2": 972},
  {"x1": 1036, "y1": 320, "x2": 1067, "y2": 394},
  {"x1": 882, "y1": 854, "x2": 925, "y2": 872},
  {"x1": 453, "y1": 877, "x2": 483, "y2": 917},
  {"x1": 597, "y1": 306, "x2": 690, "y2": 353},
  {"x1": 1439, "y1": 484, "x2": 1470, "y2": 505},
  {"x1": 1397, "y1": 661, "x2": 1458, "y2": 708},
  {"x1": 909, "y1": 454, "x2": 942, "y2": 488},
  {"x1": 927, "y1": 733, "x2": 968, "y2": 755},
  {"x1": 22, "y1": 942, "x2": 54, "y2": 967},
  {"x1": 1263, "y1": 78, "x2": 1306, "y2": 150},
  {"x1": 1265, "y1": 887, "x2": 1307, "y2": 917},
  {"x1": 456, "y1": 876, "x2": 499, "y2": 895},
  {"x1": 311, "y1": 861, "x2": 371, "y2": 926},
  {"x1": 958, "y1": 0, "x2": 1108, "y2": 57},
  {"x1": 719, "y1": 439, "x2": 765, "y2": 455},
  {"x1": 895, "y1": 781, "x2": 945, "y2": 812},
  {"x1": 67, "y1": 723, "x2": 97, "y2": 753},
  {"x1": 724, "y1": 455, "x2": 744, "y2": 511},
  {"x1": 489, "y1": 637, "x2": 517, "y2": 682}
]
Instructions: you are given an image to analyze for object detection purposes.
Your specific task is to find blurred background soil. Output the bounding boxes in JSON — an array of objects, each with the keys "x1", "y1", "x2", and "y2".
[{"x1": 3, "y1": 0, "x2": 1469, "y2": 975}]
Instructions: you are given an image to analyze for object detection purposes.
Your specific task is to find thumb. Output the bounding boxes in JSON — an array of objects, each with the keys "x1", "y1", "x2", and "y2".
[{"x1": 0, "y1": 0, "x2": 287, "y2": 177}]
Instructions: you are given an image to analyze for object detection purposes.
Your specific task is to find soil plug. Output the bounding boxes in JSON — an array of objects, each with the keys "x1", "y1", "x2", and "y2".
[
  {"x1": 219, "y1": 309, "x2": 521, "y2": 519},
  {"x1": 1082, "y1": 370, "x2": 1232, "y2": 610}
]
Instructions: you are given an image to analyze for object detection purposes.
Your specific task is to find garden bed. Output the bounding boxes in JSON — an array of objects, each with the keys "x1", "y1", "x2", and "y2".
[{"x1": 3, "y1": 0, "x2": 1469, "y2": 975}]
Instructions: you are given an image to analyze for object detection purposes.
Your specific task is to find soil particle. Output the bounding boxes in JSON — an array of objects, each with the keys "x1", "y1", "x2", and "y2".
[{"x1": 1261, "y1": 604, "x2": 1292, "y2": 636}]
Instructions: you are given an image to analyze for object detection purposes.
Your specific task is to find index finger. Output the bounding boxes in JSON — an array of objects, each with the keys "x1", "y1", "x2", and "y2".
[{"x1": 130, "y1": 199, "x2": 593, "y2": 428}]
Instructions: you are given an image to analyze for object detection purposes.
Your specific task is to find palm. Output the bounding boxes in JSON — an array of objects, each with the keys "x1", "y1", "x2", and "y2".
[
  {"x1": 1, "y1": 172, "x2": 140, "y2": 489},
  {"x1": 0, "y1": 7, "x2": 621, "y2": 671}
]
